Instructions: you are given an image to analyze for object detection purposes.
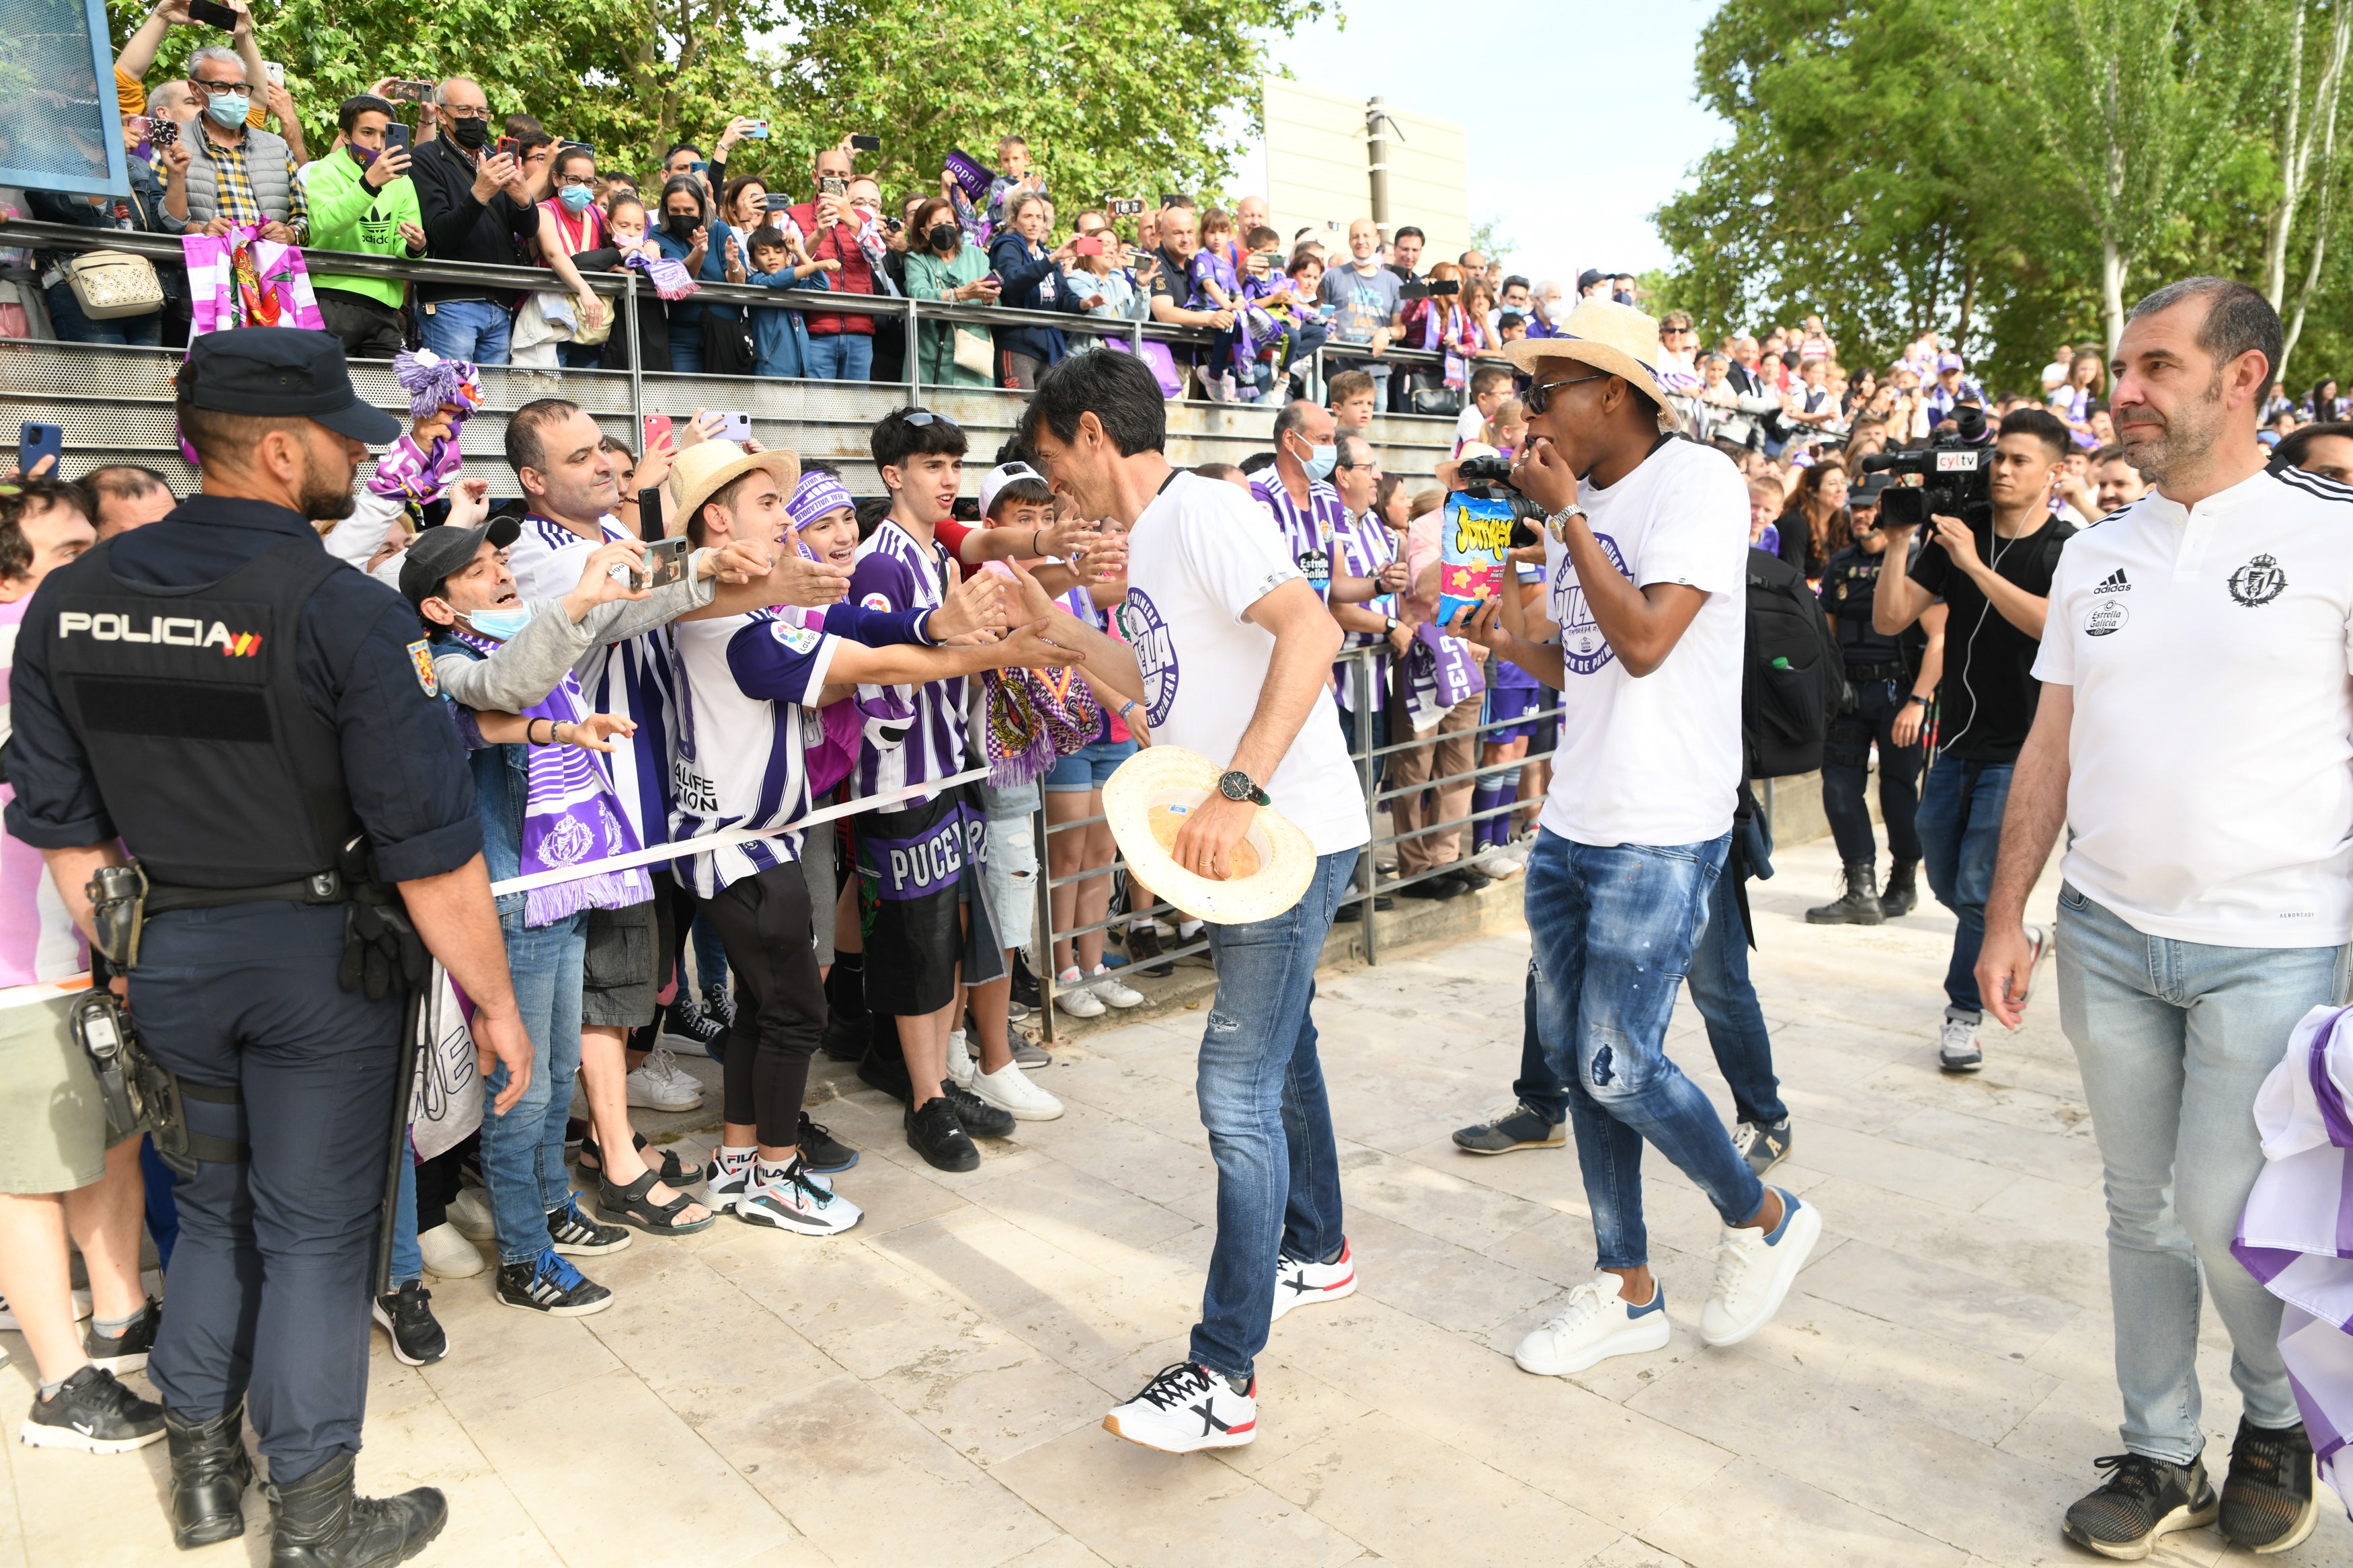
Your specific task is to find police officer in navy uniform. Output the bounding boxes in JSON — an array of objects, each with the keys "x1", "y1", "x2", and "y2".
[
  {"x1": 5, "y1": 327, "x2": 533, "y2": 1567},
  {"x1": 1807, "y1": 471, "x2": 1938, "y2": 927}
]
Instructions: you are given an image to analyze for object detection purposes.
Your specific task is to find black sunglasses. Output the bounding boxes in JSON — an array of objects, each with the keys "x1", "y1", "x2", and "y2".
[{"x1": 1523, "y1": 372, "x2": 1606, "y2": 416}]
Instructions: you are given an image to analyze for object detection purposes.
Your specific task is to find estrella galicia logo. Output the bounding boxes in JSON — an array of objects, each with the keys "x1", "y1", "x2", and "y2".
[
  {"x1": 2229, "y1": 553, "x2": 2287, "y2": 607},
  {"x1": 1553, "y1": 532, "x2": 1631, "y2": 675},
  {"x1": 2085, "y1": 601, "x2": 2128, "y2": 637},
  {"x1": 1119, "y1": 589, "x2": 1179, "y2": 727}
]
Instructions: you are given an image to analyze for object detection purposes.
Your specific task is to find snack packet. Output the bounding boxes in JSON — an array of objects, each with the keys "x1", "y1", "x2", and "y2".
[{"x1": 1438, "y1": 491, "x2": 1515, "y2": 626}]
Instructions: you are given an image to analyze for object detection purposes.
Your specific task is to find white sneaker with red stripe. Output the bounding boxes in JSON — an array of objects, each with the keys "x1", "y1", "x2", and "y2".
[
  {"x1": 1102, "y1": 1362, "x2": 1258, "y2": 1452},
  {"x1": 1271, "y1": 1240, "x2": 1357, "y2": 1323}
]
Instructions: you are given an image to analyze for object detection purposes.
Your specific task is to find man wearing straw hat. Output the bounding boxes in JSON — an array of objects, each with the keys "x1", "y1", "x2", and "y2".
[
  {"x1": 1014, "y1": 350, "x2": 1372, "y2": 1454},
  {"x1": 1446, "y1": 298, "x2": 1824, "y2": 1378}
]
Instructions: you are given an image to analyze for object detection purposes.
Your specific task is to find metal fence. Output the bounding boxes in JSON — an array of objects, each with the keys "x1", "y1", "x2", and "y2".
[
  {"x1": 1029, "y1": 645, "x2": 1560, "y2": 1040},
  {"x1": 0, "y1": 220, "x2": 1477, "y2": 492}
]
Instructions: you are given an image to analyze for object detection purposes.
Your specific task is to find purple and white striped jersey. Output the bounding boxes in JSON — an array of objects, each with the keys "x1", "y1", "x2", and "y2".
[
  {"x1": 667, "y1": 609, "x2": 840, "y2": 898},
  {"x1": 849, "y1": 520, "x2": 967, "y2": 804},
  {"x1": 1251, "y1": 474, "x2": 1345, "y2": 600},
  {"x1": 506, "y1": 513, "x2": 678, "y2": 848}
]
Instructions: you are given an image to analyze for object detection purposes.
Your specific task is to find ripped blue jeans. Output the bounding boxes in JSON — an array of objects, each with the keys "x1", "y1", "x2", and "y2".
[
  {"x1": 1190, "y1": 846, "x2": 1359, "y2": 1383},
  {"x1": 1525, "y1": 829, "x2": 1762, "y2": 1270}
]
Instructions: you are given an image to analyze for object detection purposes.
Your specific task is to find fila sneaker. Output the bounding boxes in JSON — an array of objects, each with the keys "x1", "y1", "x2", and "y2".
[
  {"x1": 735, "y1": 1157, "x2": 861, "y2": 1236},
  {"x1": 1103, "y1": 1362, "x2": 1257, "y2": 1453}
]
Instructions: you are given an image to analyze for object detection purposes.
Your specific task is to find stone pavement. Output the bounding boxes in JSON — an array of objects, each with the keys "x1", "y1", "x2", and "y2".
[{"x1": 7, "y1": 831, "x2": 2352, "y2": 1568}]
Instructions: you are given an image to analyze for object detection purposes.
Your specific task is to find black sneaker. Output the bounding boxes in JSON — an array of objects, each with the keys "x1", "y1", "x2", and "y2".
[
  {"x1": 859, "y1": 1039, "x2": 913, "y2": 1103},
  {"x1": 906, "y1": 1096, "x2": 980, "y2": 1173},
  {"x1": 2061, "y1": 1452, "x2": 2217, "y2": 1558},
  {"x1": 494, "y1": 1248, "x2": 614, "y2": 1317},
  {"x1": 372, "y1": 1281, "x2": 448, "y2": 1367},
  {"x1": 702, "y1": 980, "x2": 738, "y2": 1030},
  {"x1": 546, "y1": 1195, "x2": 632, "y2": 1256},
  {"x1": 1449, "y1": 864, "x2": 1493, "y2": 894},
  {"x1": 1452, "y1": 1101, "x2": 1566, "y2": 1155},
  {"x1": 84, "y1": 1296, "x2": 161, "y2": 1374},
  {"x1": 2219, "y1": 1417, "x2": 2319, "y2": 1553},
  {"x1": 1337, "y1": 895, "x2": 1395, "y2": 920},
  {"x1": 1733, "y1": 1118, "x2": 1793, "y2": 1178},
  {"x1": 19, "y1": 1364, "x2": 164, "y2": 1454},
  {"x1": 945, "y1": 1080, "x2": 1016, "y2": 1140},
  {"x1": 820, "y1": 1007, "x2": 869, "y2": 1064},
  {"x1": 1125, "y1": 924, "x2": 1176, "y2": 979},
  {"x1": 797, "y1": 1110, "x2": 859, "y2": 1174},
  {"x1": 662, "y1": 999, "x2": 728, "y2": 1063},
  {"x1": 1012, "y1": 1040, "x2": 1050, "y2": 1069}
]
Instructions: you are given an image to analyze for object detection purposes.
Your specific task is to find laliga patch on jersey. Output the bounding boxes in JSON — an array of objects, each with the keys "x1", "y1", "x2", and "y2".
[
  {"x1": 771, "y1": 621, "x2": 822, "y2": 654},
  {"x1": 861, "y1": 592, "x2": 892, "y2": 612},
  {"x1": 407, "y1": 639, "x2": 438, "y2": 697}
]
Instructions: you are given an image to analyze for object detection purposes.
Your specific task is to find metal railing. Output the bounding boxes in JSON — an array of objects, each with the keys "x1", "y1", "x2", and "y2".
[
  {"x1": 1029, "y1": 645, "x2": 1562, "y2": 1040},
  {"x1": 0, "y1": 220, "x2": 1488, "y2": 491}
]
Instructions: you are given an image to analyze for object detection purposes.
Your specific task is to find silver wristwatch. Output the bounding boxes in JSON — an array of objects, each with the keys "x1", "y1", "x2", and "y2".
[{"x1": 1544, "y1": 503, "x2": 1587, "y2": 542}]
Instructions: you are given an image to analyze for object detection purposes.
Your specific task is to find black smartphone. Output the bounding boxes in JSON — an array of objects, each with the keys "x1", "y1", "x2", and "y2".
[
  {"x1": 1429, "y1": 279, "x2": 1461, "y2": 296},
  {"x1": 385, "y1": 122, "x2": 410, "y2": 151},
  {"x1": 849, "y1": 134, "x2": 881, "y2": 151},
  {"x1": 637, "y1": 486, "x2": 665, "y2": 541},
  {"x1": 19, "y1": 421, "x2": 64, "y2": 474},
  {"x1": 185, "y1": 0, "x2": 239, "y2": 28}
]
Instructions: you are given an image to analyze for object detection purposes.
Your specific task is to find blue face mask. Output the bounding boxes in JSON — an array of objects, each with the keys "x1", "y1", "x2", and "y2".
[
  {"x1": 462, "y1": 605, "x2": 532, "y2": 641},
  {"x1": 203, "y1": 91, "x2": 249, "y2": 130},
  {"x1": 1302, "y1": 442, "x2": 1339, "y2": 483},
  {"x1": 559, "y1": 183, "x2": 595, "y2": 213}
]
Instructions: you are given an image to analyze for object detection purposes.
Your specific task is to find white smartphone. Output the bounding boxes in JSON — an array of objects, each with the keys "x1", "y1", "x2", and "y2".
[
  {"x1": 715, "y1": 411, "x2": 751, "y2": 442},
  {"x1": 264, "y1": 60, "x2": 284, "y2": 88}
]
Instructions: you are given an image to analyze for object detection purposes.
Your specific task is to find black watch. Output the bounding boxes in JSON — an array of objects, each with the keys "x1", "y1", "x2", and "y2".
[
  {"x1": 1907, "y1": 694, "x2": 1931, "y2": 708},
  {"x1": 1383, "y1": 615, "x2": 1399, "y2": 634},
  {"x1": 1217, "y1": 769, "x2": 1271, "y2": 807}
]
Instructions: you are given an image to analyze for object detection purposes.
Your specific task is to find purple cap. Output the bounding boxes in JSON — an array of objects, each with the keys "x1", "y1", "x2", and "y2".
[
  {"x1": 943, "y1": 149, "x2": 992, "y2": 204},
  {"x1": 1937, "y1": 352, "x2": 1964, "y2": 371}
]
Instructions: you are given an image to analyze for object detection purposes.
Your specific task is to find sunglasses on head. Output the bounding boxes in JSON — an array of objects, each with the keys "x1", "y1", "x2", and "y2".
[
  {"x1": 1523, "y1": 371, "x2": 1606, "y2": 416},
  {"x1": 902, "y1": 409, "x2": 959, "y2": 431}
]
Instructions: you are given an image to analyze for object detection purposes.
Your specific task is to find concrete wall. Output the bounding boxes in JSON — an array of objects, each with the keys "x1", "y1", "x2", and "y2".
[{"x1": 1260, "y1": 78, "x2": 1469, "y2": 263}]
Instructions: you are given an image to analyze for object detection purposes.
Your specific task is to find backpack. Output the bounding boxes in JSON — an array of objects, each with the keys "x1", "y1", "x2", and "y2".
[{"x1": 1743, "y1": 544, "x2": 1849, "y2": 778}]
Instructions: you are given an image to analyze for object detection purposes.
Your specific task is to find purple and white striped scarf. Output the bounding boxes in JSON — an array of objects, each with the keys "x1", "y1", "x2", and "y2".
[
  {"x1": 449, "y1": 626, "x2": 652, "y2": 926},
  {"x1": 2234, "y1": 1001, "x2": 2353, "y2": 1514}
]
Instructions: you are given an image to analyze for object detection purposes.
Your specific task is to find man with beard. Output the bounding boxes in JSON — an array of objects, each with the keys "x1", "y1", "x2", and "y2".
[
  {"x1": 1981, "y1": 278, "x2": 2352, "y2": 1559},
  {"x1": 5, "y1": 327, "x2": 533, "y2": 1562}
]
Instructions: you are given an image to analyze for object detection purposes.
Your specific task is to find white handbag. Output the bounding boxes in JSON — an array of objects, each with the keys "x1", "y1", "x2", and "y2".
[{"x1": 66, "y1": 250, "x2": 164, "y2": 319}]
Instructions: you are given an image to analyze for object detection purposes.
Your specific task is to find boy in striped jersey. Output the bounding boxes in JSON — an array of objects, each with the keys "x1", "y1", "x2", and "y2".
[{"x1": 668, "y1": 443, "x2": 1079, "y2": 1220}]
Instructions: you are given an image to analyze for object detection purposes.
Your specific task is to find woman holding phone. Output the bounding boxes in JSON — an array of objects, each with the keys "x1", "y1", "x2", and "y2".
[
  {"x1": 986, "y1": 192, "x2": 1081, "y2": 389},
  {"x1": 902, "y1": 196, "x2": 998, "y2": 387}
]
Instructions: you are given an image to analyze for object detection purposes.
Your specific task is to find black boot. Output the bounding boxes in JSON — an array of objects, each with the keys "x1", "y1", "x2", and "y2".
[
  {"x1": 1881, "y1": 858, "x2": 1919, "y2": 919},
  {"x1": 1804, "y1": 861, "x2": 1884, "y2": 925},
  {"x1": 264, "y1": 1451, "x2": 446, "y2": 1568},
  {"x1": 165, "y1": 1404, "x2": 255, "y2": 1549}
]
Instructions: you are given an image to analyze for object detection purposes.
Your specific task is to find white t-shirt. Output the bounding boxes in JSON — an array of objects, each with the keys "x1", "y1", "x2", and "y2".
[
  {"x1": 1454, "y1": 403, "x2": 1487, "y2": 450},
  {"x1": 1118, "y1": 471, "x2": 1371, "y2": 858},
  {"x1": 1539, "y1": 438, "x2": 1749, "y2": 848},
  {"x1": 2032, "y1": 466, "x2": 2353, "y2": 946}
]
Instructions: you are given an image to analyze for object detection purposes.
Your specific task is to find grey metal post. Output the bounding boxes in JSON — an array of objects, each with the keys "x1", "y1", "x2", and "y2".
[
  {"x1": 906, "y1": 296, "x2": 922, "y2": 405},
  {"x1": 1033, "y1": 796, "x2": 1057, "y2": 1044},
  {"x1": 1367, "y1": 97, "x2": 1391, "y2": 229},
  {"x1": 1129, "y1": 318, "x2": 1143, "y2": 356},
  {"x1": 624, "y1": 272, "x2": 643, "y2": 434},
  {"x1": 1353, "y1": 647, "x2": 1380, "y2": 964}
]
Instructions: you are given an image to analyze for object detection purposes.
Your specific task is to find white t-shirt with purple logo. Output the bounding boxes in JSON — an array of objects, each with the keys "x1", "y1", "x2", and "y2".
[{"x1": 1118, "y1": 471, "x2": 1369, "y2": 858}]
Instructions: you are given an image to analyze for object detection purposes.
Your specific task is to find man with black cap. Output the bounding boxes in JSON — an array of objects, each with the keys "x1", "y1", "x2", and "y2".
[
  {"x1": 1806, "y1": 472, "x2": 1944, "y2": 925},
  {"x1": 5, "y1": 325, "x2": 532, "y2": 1565}
]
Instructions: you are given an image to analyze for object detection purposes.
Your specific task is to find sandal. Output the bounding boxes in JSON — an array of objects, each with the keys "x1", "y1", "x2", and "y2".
[
  {"x1": 595, "y1": 1170, "x2": 715, "y2": 1237},
  {"x1": 578, "y1": 1131, "x2": 695, "y2": 1186}
]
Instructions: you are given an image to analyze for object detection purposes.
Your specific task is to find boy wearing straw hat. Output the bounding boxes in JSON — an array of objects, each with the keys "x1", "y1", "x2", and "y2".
[
  {"x1": 1013, "y1": 351, "x2": 1371, "y2": 1454},
  {"x1": 1444, "y1": 299, "x2": 1824, "y2": 1378}
]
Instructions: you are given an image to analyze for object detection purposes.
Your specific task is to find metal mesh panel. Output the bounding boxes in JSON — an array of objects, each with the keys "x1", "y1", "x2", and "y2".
[{"x1": 0, "y1": 0, "x2": 119, "y2": 197}]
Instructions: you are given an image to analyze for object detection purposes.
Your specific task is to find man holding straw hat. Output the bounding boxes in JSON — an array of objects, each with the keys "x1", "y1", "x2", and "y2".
[{"x1": 1012, "y1": 352, "x2": 1369, "y2": 1454}]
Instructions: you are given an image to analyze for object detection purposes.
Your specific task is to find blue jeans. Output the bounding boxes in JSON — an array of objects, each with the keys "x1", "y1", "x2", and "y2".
[
  {"x1": 1916, "y1": 755, "x2": 2012, "y2": 1016},
  {"x1": 2056, "y1": 886, "x2": 2331, "y2": 1462},
  {"x1": 1191, "y1": 847, "x2": 1359, "y2": 1382},
  {"x1": 389, "y1": 1143, "x2": 420, "y2": 1288},
  {"x1": 421, "y1": 298, "x2": 512, "y2": 368},
  {"x1": 480, "y1": 910, "x2": 586, "y2": 1265},
  {"x1": 1525, "y1": 829, "x2": 1763, "y2": 1270},
  {"x1": 1513, "y1": 865, "x2": 1786, "y2": 1127},
  {"x1": 44, "y1": 280, "x2": 161, "y2": 346},
  {"x1": 803, "y1": 331, "x2": 874, "y2": 381},
  {"x1": 668, "y1": 331, "x2": 703, "y2": 374}
]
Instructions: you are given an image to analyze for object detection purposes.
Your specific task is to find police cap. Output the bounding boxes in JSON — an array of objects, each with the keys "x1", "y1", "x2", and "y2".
[
  {"x1": 181, "y1": 327, "x2": 403, "y2": 445},
  {"x1": 399, "y1": 517, "x2": 522, "y2": 610}
]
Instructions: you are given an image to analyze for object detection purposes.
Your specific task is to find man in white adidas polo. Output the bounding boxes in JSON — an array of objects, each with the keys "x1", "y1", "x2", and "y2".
[{"x1": 1980, "y1": 278, "x2": 2353, "y2": 1559}]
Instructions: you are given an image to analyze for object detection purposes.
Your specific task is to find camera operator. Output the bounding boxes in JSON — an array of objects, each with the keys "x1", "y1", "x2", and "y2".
[
  {"x1": 5, "y1": 328, "x2": 532, "y2": 1562},
  {"x1": 1870, "y1": 406, "x2": 2075, "y2": 1072},
  {"x1": 1806, "y1": 472, "x2": 1943, "y2": 925}
]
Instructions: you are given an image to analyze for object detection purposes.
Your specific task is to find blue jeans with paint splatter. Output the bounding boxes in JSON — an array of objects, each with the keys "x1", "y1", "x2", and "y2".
[{"x1": 1524, "y1": 828, "x2": 1761, "y2": 1270}]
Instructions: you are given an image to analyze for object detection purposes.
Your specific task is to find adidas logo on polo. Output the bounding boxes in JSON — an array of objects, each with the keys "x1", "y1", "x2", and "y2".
[{"x1": 2093, "y1": 569, "x2": 2131, "y2": 594}]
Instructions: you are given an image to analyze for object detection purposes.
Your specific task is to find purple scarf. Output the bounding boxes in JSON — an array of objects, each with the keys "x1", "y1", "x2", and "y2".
[
  {"x1": 981, "y1": 664, "x2": 1101, "y2": 788},
  {"x1": 449, "y1": 626, "x2": 652, "y2": 926}
]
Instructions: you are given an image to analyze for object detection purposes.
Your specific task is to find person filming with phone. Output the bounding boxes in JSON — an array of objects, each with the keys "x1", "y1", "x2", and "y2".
[
  {"x1": 786, "y1": 145, "x2": 879, "y2": 380},
  {"x1": 298, "y1": 94, "x2": 424, "y2": 360},
  {"x1": 407, "y1": 77, "x2": 534, "y2": 366}
]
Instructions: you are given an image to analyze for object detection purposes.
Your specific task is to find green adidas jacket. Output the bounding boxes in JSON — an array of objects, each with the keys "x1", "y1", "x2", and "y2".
[{"x1": 298, "y1": 147, "x2": 421, "y2": 310}]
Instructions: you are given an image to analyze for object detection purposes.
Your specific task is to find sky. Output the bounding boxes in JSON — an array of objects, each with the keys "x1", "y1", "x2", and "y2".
[{"x1": 1243, "y1": 0, "x2": 1730, "y2": 285}]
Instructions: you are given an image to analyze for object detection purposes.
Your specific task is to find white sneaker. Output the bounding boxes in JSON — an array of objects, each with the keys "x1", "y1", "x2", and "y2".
[
  {"x1": 449, "y1": 1186, "x2": 496, "y2": 1241},
  {"x1": 1271, "y1": 1241, "x2": 1357, "y2": 1323},
  {"x1": 1700, "y1": 1188, "x2": 1823, "y2": 1347},
  {"x1": 627, "y1": 1046, "x2": 705, "y2": 1111},
  {"x1": 735, "y1": 1157, "x2": 861, "y2": 1235},
  {"x1": 970, "y1": 1059, "x2": 1064, "y2": 1120},
  {"x1": 705, "y1": 1149, "x2": 755, "y2": 1213},
  {"x1": 1939, "y1": 1007, "x2": 1983, "y2": 1073},
  {"x1": 1514, "y1": 1274, "x2": 1672, "y2": 1375},
  {"x1": 417, "y1": 1221, "x2": 485, "y2": 1279},
  {"x1": 1103, "y1": 1362, "x2": 1257, "y2": 1452},
  {"x1": 1488, "y1": 846, "x2": 1527, "y2": 877},
  {"x1": 1088, "y1": 964, "x2": 1145, "y2": 1008},
  {"x1": 946, "y1": 1029, "x2": 976, "y2": 1089},
  {"x1": 1055, "y1": 969, "x2": 1106, "y2": 1018}
]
